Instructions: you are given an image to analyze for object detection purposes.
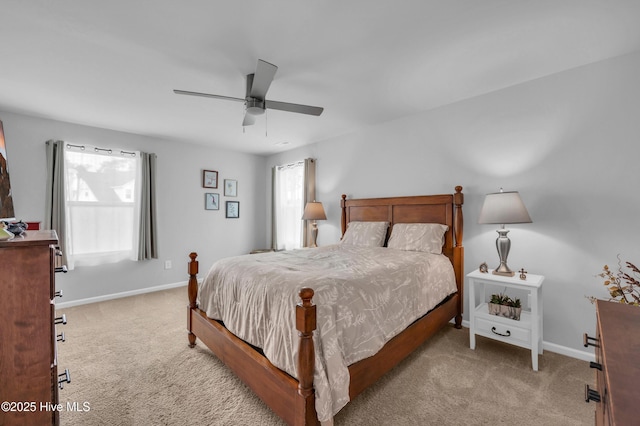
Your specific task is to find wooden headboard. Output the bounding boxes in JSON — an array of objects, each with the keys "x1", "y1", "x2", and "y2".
[{"x1": 340, "y1": 186, "x2": 464, "y2": 307}]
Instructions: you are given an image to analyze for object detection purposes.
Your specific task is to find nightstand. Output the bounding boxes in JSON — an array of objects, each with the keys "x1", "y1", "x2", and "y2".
[{"x1": 467, "y1": 269, "x2": 544, "y2": 371}]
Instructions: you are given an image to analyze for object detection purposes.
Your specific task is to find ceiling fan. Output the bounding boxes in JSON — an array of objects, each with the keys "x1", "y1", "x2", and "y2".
[{"x1": 174, "y1": 59, "x2": 324, "y2": 127}]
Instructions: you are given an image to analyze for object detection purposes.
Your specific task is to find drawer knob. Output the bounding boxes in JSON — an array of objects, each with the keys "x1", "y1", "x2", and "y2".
[
  {"x1": 491, "y1": 326, "x2": 511, "y2": 337},
  {"x1": 58, "y1": 369, "x2": 71, "y2": 389},
  {"x1": 54, "y1": 314, "x2": 67, "y2": 325},
  {"x1": 584, "y1": 384, "x2": 601, "y2": 403},
  {"x1": 583, "y1": 333, "x2": 599, "y2": 348},
  {"x1": 589, "y1": 361, "x2": 602, "y2": 371},
  {"x1": 57, "y1": 332, "x2": 66, "y2": 342}
]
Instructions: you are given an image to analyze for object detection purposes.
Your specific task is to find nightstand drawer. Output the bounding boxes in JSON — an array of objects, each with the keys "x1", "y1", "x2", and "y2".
[{"x1": 476, "y1": 316, "x2": 531, "y2": 346}]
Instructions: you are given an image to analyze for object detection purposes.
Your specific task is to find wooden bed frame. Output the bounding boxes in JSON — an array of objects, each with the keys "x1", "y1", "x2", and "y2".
[{"x1": 187, "y1": 186, "x2": 464, "y2": 425}]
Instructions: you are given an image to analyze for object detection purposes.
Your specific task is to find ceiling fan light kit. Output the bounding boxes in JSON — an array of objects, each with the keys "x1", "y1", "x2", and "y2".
[
  {"x1": 174, "y1": 59, "x2": 323, "y2": 127},
  {"x1": 245, "y1": 99, "x2": 265, "y2": 116}
]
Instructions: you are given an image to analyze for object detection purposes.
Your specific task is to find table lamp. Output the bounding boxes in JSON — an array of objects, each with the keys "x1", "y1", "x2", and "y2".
[
  {"x1": 478, "y1": 189, "x2": 532, "y2": 276},
  {"x1": 302, "y1": 201, "x2": 326, "y2": 247}
]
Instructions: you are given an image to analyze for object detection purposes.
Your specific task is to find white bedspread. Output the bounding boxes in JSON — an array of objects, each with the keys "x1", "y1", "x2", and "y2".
[{"x1": 197, "y1": 244, "x2": 457, "y2": 422}]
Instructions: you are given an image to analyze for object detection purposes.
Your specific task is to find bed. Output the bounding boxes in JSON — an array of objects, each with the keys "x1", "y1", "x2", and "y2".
[{"x1": 186, "y1": 186, "x2": 464, "y2": 425}]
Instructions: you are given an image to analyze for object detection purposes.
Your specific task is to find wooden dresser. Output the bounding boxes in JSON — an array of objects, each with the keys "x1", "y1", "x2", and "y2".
[
  {"x1": 584, "y1": 300, "x2": 640, "y2": 425},
  {"x1": 0, "y1": 230, "x2": 69, "y2": 425}
]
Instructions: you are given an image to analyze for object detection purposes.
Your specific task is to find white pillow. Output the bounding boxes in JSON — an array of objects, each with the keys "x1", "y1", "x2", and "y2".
[
  {"x1": 387, "y1": 223, "x2": 449, "y2": 254},
  {"x1": 341, "y1": 221, "x2": 389, "y2": 247}
]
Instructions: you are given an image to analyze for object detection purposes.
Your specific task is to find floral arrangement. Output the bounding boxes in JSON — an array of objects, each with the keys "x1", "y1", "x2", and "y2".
[{"x1": 591, "y1": 258, "x2": 640, "y2": 306}]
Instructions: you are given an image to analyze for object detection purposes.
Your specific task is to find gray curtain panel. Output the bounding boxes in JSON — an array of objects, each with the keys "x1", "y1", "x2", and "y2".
[
  {"x1": 138, "y1": 152, "x2": 158, "y2": 260},
  {"x1": 44, "y1": 140, "x2": 69, "y2": 267},
  {"x1": 302, "y1": 158, "x2": 316, "y2": 248}
]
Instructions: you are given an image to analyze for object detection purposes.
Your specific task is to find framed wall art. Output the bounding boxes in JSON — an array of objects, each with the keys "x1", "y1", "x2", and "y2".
[
  {"x1": 205, "y1": 193, "x2": 220, "y2": 210},
  {"x1": 203, "y1": 170, "x2": 218, "y2": 188},
  {"x1": 226, "y1": 201, "x2": 239, "y2": 218},
  {"x1": 224, "y1": 179, "x2": 237, "y2": 196}
]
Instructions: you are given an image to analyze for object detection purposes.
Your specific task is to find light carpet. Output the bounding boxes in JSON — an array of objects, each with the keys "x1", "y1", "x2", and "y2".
[{"x1": 57, "y1": 287, "x2": 594, "y2": 425}]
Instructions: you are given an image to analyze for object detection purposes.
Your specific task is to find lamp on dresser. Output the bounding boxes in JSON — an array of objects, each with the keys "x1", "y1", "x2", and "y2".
[
  {"x1": 302, "y1": 201, "x2": 326, "y2": 248},
  {"x1": 478, "y1": 188, "x2": 532, "y2": 277}
]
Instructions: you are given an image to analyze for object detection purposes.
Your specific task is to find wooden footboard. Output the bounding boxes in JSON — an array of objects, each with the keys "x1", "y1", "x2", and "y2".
[{"x1": 187, "y1": 253, "x2": 319, "y2": 425}]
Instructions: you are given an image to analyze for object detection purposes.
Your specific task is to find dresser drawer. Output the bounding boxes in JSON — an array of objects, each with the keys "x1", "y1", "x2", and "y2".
[{"x1": 476, "y1": 316, "x2": 531, "y2": 347}]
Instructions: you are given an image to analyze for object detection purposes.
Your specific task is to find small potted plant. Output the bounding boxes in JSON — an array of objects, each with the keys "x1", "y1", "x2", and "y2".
[{"x1": 488, "y1": 292, "x2": 522, "y2": 320}]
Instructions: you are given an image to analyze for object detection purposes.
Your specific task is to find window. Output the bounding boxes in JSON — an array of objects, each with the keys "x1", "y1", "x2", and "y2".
[
  {"x1": 273, "y1": 161, "x2": 305, "y2": 250},
  {"x1": 63, "y1": 146, "x2": 141, "y2": 268},
  {"x1": 272, "y1": 158, "x2": 317, "y2": 250}
]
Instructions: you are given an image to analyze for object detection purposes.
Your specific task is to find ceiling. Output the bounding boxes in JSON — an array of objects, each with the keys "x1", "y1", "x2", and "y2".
[{"x1": 2, "y1": 1, "x2": 640, "y2": 156}]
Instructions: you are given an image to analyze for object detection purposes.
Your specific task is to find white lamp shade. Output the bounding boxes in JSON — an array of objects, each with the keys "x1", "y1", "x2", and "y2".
[
  {"x1": 478, "y1": 191, "x2": 532, "y2": 224},
  {"x1": 302, "y1": 201, "x2": 327, "y2": 221}
]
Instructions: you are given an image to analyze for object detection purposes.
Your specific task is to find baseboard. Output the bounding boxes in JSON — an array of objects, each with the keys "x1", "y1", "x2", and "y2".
[
  {"x1": 543, "y1": 341, "x2": 595, "y2": 362},
  {"x1": 453, "y1": 319, "x2": 595, "y2": 362},
  {"x1": 56, "y1": 281, "x2": 188, "y2": 309}
]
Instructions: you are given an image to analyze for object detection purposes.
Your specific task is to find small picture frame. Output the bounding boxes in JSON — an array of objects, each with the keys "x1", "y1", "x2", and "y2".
[
  {"x1": 224, "y1": 179, "x2": 237, "y2": 196},
  {"x1": 203, "y1": 170, "x2": 218, "y2": 188},
  {"x1": 205, "y1": 193, "x2": 219, "y2": 210},
  {"x1": 226, "y1": 201, "x2": 240, "y2": 218}
]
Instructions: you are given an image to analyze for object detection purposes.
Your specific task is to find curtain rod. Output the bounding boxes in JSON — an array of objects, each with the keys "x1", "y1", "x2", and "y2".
[
  {"x1": 276, "y1": 160, "x2": 306, "y2": 170},
  {"x1": 66, "y1": 143, "x2": 137, "y2": 157}
]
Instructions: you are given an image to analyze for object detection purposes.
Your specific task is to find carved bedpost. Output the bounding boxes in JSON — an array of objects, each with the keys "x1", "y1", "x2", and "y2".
[
  {"x1": 296, "y1": 288, "x2": 316, "y2": 403},
  {"x1": 188, "y1": 252, "x2": 199, "y2": 348},
  {"x1": 454, "y1": 186, "x2": 463, "y2": 248},
  {"x1": 453, "y1": 186, "x2": 464, "y2": 329},
  {"x1": 340, "y1": 194, "x2": 347, "y2": 237}
]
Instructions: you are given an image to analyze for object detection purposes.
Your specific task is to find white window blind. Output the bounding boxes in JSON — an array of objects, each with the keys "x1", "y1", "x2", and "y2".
[
  {"x1": 63, "y1": 145, "x2": 141, "y2": 268},
  {"x1": 273, "y1": 161, "x2": 305, "y2": 250}
]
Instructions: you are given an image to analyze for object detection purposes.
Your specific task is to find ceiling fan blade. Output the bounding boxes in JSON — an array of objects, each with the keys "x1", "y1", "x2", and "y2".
[
  {"x1": 249, "y1": 60, "x2": 277, "y2": 100},
  {"x1": 173, "y1": 89, "x2": 245, "y2": 103},
  {"x1": 242, "y1": 112, "x2": 256, "y2": 127},
  {"x1": 265, "y1": 100, "x2": 324, "y2": 116}
]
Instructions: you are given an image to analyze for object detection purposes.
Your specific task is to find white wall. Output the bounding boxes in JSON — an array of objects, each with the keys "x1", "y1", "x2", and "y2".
[
  {"x1": 267, "y1": 51, "x2": 640, "y2": 358},
  {"x1": 1, "y1": 111, "x2": 266, "y2": 304}
]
